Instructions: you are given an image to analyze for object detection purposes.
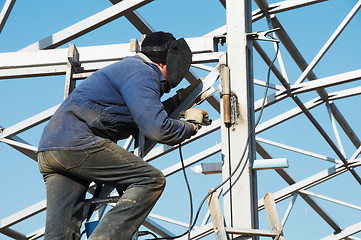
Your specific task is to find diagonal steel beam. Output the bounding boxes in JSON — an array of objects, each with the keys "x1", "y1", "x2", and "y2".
[
  {"x1": 0, "y1": 200, "x2": 46, "y2": 231},
  {"x1": 0, "y1": 0, "x2": 16, "y2": 34},
  {"x1": 0, "y1": 125, "x2": 37, "y2": 160},
  {"x1": 0, "y1": 227, "x2": 27, "y2": 240},
  {"x1": 0, "y1": 105, "x2": 59, "y2": 139},
  {"x1": 109, "y1": 0, "x2": 153, "y2": 34},
  {"x1": 20, "y1": 0, "x2": 154, "y2": 51},
  {"x1": 0, "y1": 137, "x2": 37, "y2": 160}
]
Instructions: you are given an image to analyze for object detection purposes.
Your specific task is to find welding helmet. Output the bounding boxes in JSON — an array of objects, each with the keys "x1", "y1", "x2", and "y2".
[{"x1": 141, "y1": 32, "x2": 192, "y2": 89}]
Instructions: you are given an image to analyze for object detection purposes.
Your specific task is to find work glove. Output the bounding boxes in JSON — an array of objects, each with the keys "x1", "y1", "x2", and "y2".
[
  {"x1": 176, "y1": 78, "x2": 203, "y2": 104},
  {"x1": 183, "y1": 108, "x2": 210, "y2": 134}
]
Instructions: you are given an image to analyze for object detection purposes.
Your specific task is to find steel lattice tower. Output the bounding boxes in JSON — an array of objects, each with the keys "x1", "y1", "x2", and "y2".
[{"x1": 1, "y1": 0, "x2": 361, "y2": 239}]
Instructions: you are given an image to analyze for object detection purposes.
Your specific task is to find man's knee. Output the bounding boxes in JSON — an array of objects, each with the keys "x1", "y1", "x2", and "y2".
[{"x1": 151, "y1": 168, "x2": 166, "y2": 190}]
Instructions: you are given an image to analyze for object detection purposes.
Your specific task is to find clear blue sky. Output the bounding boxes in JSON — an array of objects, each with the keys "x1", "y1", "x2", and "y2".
[{"x1": 1, "y1": 0, "x2": 361, "y2": 239}]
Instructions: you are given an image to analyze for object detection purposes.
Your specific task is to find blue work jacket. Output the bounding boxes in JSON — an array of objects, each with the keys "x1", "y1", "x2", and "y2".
[{"x1": 38, "y1": 54, "x2": 194, "y2": 151}]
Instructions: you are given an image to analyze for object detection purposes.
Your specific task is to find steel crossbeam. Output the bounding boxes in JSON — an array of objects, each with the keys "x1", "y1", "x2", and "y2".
[{"x1": 0, "y1": 38, "x2": 218, "y2": 80}]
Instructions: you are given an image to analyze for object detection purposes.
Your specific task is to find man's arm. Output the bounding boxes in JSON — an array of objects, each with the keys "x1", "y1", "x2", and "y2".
[{"x1": 120, "y1": 70, "x2": 195, "y2": 145}]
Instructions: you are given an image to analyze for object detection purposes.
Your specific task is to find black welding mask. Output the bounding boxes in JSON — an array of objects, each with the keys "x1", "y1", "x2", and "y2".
[
  {"x1": 141, "y1": 33, "x2": 192, "y2": 89},
  {"x1": 165, "y1": 38, "x2": 192, "y2": 88}
]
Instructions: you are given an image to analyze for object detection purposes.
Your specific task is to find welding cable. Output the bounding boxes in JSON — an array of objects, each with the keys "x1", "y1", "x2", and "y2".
[
  {"x1": 139, "y1": 231, "x2": 159, "y2": 239},
  {"x1": 145, "y1": 143, "x2": 193, "y2": 240},
  {"x1": 179, "y1": 143, "x2": 193, "y2": 240},
  {"x1": 148, "y1": 40, "x2": 280, "y2": 240}
]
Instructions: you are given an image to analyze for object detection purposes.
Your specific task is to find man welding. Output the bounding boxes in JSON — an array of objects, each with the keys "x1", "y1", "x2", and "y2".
[{"x1": 37, "y1": 31, "x2": 208, "y2": 240}]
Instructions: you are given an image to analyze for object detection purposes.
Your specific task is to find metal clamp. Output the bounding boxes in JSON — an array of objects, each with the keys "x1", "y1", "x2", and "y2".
[{"x1": 247, "y1": 28, "x2": 280, "y2": 42}]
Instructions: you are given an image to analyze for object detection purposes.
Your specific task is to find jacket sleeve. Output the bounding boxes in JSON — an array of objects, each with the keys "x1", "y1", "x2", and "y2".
[
  {"x1": 162, "y1": 97, "x2": 176, "y2": 115},
  {"x1": 119, "y1": 69, "x2": 194, "y2": 145}
]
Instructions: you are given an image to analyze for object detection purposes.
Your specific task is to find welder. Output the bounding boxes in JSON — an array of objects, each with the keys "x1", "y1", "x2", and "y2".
[{"x1": 37, "y1": 31, "x2": 208, "y2": 240}]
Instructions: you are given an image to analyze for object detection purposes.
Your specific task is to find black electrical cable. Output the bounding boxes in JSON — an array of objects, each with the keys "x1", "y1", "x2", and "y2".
[
  {"x1": 148, "y1": 40, "x2": 280, "y2": 240},
  {"x1": 139, "y1": 231, "x2": 159, "y2": 239},
  {"x1": 179, "y1": 143, "x2": 193, "y2": 240},
  {"x1": 146, "y1": 143, "x2": 193, "y2": 240}
]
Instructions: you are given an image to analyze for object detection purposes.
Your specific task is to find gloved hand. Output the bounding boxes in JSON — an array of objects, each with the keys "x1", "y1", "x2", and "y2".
[
  {"x1": 184, "y1": 108, "x2": 209, "y2": 124},
  {"x1": 183, "y1": 108, "x2": 209, "y2": 134},
  {"x1": 175, "y1": 78, "x2": 203, "y2": 105}
]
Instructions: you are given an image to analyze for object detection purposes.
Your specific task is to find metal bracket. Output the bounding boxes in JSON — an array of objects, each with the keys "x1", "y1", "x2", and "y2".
[
  {"x1": 213, "y1": 35, "x2": 227, "y2": 52},
  {"x1": 247, "y1": 28, "x2": 280, "y2": 43},
  {"x1": 64, "y1": 43, "x2": 81, "y2": 99},
  {"x1": 214, "y1": 35, "x2": 226, "y2": 46}
]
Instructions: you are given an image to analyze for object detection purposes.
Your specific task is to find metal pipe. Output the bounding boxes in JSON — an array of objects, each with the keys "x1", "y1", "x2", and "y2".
[{"x1": 220, "y1": 65, "x2": 231, "y2": 126}]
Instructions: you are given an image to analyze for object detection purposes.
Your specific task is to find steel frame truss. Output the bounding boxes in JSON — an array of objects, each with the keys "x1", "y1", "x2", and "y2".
[{"x1": 1, "y1": 0, "x2": 361, "y2": 239}]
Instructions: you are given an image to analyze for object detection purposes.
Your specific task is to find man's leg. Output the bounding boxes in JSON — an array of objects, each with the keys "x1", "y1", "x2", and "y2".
[
  {"x1": 41, "y1": 140, "x2": 166, "y2": 240},
  {"x1": 38, "y1": 152, "x2": 90, "y2": 240},
  {"x1": 80, "y1": 140, "x2": 166, "y2": 240}
]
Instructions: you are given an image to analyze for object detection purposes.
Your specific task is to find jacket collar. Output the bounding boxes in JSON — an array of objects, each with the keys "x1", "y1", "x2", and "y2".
[
  {"x1": 135, "y1": 52, "x2": 153, "y2": 63},
  {"x1": 134, "y1": 53, "x2": 167, "y2": 96}
]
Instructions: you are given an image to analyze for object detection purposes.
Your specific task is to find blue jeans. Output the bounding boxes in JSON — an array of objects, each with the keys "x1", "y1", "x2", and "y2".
[{"x1": 38, "y1": 139, "x2": 166, "y2": 240}]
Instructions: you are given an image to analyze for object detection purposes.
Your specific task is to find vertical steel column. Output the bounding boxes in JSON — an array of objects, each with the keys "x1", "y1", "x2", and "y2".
[{"x1": 221, "y1": 0, "x2": 258, "y2": 239}]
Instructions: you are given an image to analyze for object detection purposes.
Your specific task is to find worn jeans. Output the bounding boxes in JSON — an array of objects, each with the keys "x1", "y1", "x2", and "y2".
[{"x1": 38, "y1": 139, "x2": 166, "y2": 240}]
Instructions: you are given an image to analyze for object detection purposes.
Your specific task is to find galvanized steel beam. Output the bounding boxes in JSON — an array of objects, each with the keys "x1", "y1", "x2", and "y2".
[
  {"x1": 1, "y1": 38, "x2": 218, "y2": 80},
  {"x1": 222, "y1": 0, "x2": 257, "y2": 238},
  {"x1": 0, "y1": 0, "x2": 16, "y2": 34},
  {"x1": 20, "y1": 0, "x2": 154, "y2": 51}
]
